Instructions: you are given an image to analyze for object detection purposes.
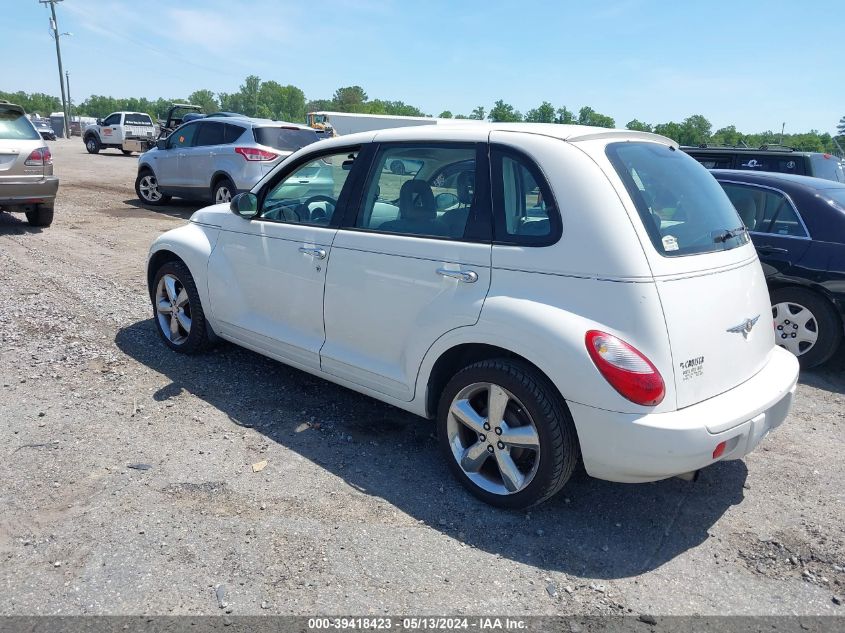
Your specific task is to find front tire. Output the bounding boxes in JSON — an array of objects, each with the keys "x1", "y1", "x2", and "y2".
[
  {"x1": 151, "y1": 260, "x2": 212, "y2": 354},
  {"x1": 25, "y1": 205, "x2": 54, "y2": 227},
  {"x1": 437, "y1": 359, "x2": 579, "y2": 509},
  {"x1": 135, "y1": 169, "x2": 171, "y2": 206},
  {"x1": 771, "y1": 287, "x2": 842, "y2": 369},
  {"x1": 85, "y1": 135, "x2": 100, "y2": 154}
]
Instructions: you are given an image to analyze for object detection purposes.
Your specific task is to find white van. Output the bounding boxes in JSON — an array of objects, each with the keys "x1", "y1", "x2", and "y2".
[{"x1": 146, "y1": 123, "x2": 800, "y2": 508}]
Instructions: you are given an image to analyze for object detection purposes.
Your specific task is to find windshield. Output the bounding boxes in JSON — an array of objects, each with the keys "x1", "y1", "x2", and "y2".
[
  {"x1": 254, "y1": 126, "x2": 319, "y2": 152},
  {"x1": 606, "y1": 142, "x2": 749, "y2": 256},
  {"x1": 125, "y1": 113, "x2": 153, "y2": 126},
  {"x1": 0, "y1": 109, "x2": 40, "y2": 140}
]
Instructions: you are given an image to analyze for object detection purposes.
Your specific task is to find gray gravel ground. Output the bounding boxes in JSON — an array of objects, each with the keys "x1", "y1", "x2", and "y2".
[{"x1": 0, "y1": 139, "x2": 844, "y2": 616}]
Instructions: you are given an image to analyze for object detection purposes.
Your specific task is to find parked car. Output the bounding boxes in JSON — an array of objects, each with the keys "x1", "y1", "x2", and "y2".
[
  {"x1": 0, "y1": 100, "x2": 58, "y2": 227},
  {"x1": 33, "y1": 119, "x2": 56, "y2": 141},
  {"x1": 147, "y1": 123, "x2": 799, "y2": 508},
  {"x1": 713, "y1": 169, "x2": 845, "y2": 368},
  {"x1": 683, "y1": 145, "x2": 845, "y2": 183},
  {"x1": 135, "y1": 116, "x2": 320, "y2": 206},
  {"x1": 83, "y1": 111, "x2": 156, "y2": 155}
]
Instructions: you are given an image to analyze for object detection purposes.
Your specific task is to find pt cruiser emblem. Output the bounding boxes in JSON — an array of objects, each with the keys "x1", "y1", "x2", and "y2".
[{"x1": 727, "y1": 315, "x2": 760, "y2": 338}]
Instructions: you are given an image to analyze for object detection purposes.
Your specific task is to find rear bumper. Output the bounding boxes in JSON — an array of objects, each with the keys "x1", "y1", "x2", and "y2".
[
  {"x1": 0, "y1": 177, "x2": 60, "y2": 208},
  {"x1": 570, "y1": 346, "x2": 800, "y2": 483}
]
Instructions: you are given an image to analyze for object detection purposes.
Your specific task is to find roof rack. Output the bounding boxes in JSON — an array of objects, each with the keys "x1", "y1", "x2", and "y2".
[
  {"x1": 687, "y1": 142, "x2": 751, "y2": 149},
  {"x1": 758, "y1": 144, "x2": 797, "y2": 152}
]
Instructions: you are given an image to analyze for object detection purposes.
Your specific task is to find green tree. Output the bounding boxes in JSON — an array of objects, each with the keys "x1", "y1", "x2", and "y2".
[
  {"x1": 257, "y1": 81, "x2": 306, "y2": 122},
  {"x1": 653, "y1": 121, "x2": 683, "y2": 142},
  {"x1": 488, "y1": 99, "x2": 522, "y2": 122},
  {"x1": 188, "y1": 89, "x2": 219, "y2": 114},
  {"x1": 454, "y1": 114, "x2": 468, "y2": 119},
  {"x1": 677, "y1": 114, "x2": 712, "y2": 146},
  {"x1": 438, "y1": 110, "x2": 453, "y2": 119},
  {"x1": 305, "y1": 99, "x2": 334, "y2": 113},
  {"x1": 555, "y1": 106, "x2": 575, "y2": 124},
  {"x1": 0, "y1": 91, "x2": 61, "y2": 115},
  {"x1": 710, "y1": 125, "x2": 743, "y2": 147},
  {"x1": 332, "y1": 85, "x2": 368, "y2": 112},
  {"x1": 837, "y1": 116, "x2": 845, "y2": 137},
  {"x1": 626, "y1": 119, "x2": 652, "y2": 132},
  {"x1": 469, "y1": 106, "x2": 486, "y2": 120},
  {"x1": 525, "y1": 101, "x2": 555, "y2": 123},
  {"x1": 578, "y1": 106, "x2": 615, "y2": 128}
]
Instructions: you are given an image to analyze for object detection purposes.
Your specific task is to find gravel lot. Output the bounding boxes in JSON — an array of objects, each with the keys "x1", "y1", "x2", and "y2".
[{"x1": 1, "y1": 139, "x2": 844, "y2": 617}]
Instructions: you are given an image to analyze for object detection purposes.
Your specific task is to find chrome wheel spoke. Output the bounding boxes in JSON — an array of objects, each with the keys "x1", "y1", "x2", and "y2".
[
  {"x1": 175, "y1": 288, "x2": 189, "y2": 308},
  {"x1": 499, "y1": 423, "x2": 539, "y2": 450},
  {"x1": 157, "y1": 299, "x2": 173, "y2": 314},
  {"x1": 486, "y1": 384, "x2": 510, "y2": 426},
  {"x1": 163, "y1": 276, "x2": 178, "y2": 303},
  {"x1": 495, "y1": 451, "x2": 525, "y2": 493},
  {"x1": 773, "y1": 301, "x2": 818, "y2": 356},
  {"x1": 175, "y1": 310, "x2": 191, "y2": 332},
  {"x1": 450, "y1": 398, "x2": 486, "y2": 435},
  {"x1": 169, "y1": 314, "x2": 180, "y2": 337},
  {"x1": 460, "y1": 441, "x2": 490, "y2": 473}
]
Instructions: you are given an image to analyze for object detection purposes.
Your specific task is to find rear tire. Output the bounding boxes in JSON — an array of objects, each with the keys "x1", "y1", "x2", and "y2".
[
  {"x1": 25, "y1": 205, "x2": 54, "y2": 227},
  {"x1": 135, "y1": 169, "x2": 171, "y2": 206},
  {"x1": 122, "y1": 149, "x2": 133, "y2": 156},
  {"x1": 437, "y1": 359, "x2": 579, "y2": 509},
  {"x1": 212, "y1": 177, "x2": 235, "y2": 204},
  {"x1": 151, "y1": 260, "x2": 212, "y2": 354},
  {"x1": 85, "y1": 135, "x2": 100, "y2": 154},
  {"x1": 771, "y1": 287, "x2": 842, "y2": 369}
]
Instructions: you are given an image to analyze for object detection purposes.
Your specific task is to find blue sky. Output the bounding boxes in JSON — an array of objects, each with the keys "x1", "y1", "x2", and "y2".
[{"x1": 2, "y1": 0, "x2": 842, "y2": 134}]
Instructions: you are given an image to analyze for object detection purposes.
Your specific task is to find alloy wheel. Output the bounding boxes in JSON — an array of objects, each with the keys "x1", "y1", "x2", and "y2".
[
  {"x1": 139, "y1": 174, "x2": 163, "y2": 202},
  {"x1": 772, "y1": 301, "x2": 818, "y2": 356},
  {"x1": 155, "y1": 273, "x2": 192, "y2": 345},
  {"x1": 215, "y1": 185, "x2": 232, "y2": 203},
  {"x1": 446, "y1": 382, "x2": 541, "y2": 496}
]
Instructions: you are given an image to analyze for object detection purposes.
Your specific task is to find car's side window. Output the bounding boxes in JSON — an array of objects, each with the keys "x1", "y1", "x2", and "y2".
[
  {"x1": 167, "y1": 122, "x2": 199, "y2": 149},
  {"x1": 194, "y1": 121, "x2": 225, "y2": 147},
  {"x1": 720, "y1": 183, "x2": 807, "y2": 237},
  {"x1": 491, "y1": 147, "x2": 560, "y2": 244},
  {"x1": 223, "y1": 124, "x2": 245, "y2": 144},
  {"x1": 103, "y1": 114, "x2": 120, "y2": 126},
  {"x1": 258, "y1": 150, "x2": 357, "y2": 226},
  {"x1": 355, "y1": 145, "x2": 476, "y2": 239}
]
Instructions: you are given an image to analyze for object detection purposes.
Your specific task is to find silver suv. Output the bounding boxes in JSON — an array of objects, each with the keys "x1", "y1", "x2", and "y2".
[
  {"x1": 0, "y1": 100, "x2": 58, "y2": 227},
  {"x1": 135, "y1": 116, "x2": 319, "y2": 206}
]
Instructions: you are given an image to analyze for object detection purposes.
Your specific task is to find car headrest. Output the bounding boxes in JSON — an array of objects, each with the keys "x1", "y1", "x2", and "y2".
[
  {"x1": 733, "y1": 195, "x2": 757, "y2": 230},
  {"x1": 399, "y1": 180, "x2": 436, "y2": 220},
  {"x1": 457, "y1": 171, "x2": 475, "y2": 205}
]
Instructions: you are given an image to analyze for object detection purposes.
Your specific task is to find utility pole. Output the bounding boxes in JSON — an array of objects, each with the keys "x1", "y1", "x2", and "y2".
[
  {"x1": 780, "y1": 122, "x2": 786, "y2": 145},
  {"x1": 40, "y1": 0, "x2": 69, "y2": 138},
  {"x1": 65, "y1": 70, "x2": 72, "y2": 133}
]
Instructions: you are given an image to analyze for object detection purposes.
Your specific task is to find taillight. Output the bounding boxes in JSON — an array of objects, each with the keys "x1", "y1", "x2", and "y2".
[
  {"x1": 235, "y1": 147, "x2": 278, "y2": 161},
  {"x1": 585, "y1": 330, "x2": 665, "y2": 406},
  {"x1": 25, "y1": 147, "x2": 51, "y2": 166}
]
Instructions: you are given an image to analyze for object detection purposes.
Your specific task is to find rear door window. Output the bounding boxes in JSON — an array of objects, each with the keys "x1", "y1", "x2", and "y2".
[
  {"x1": 0, "y1": 108, "x2": 39, "y2": 140},
  {"x1": 606, "y1": 142, "x2": 750, "y2": 256},
  {"x1": 124, "y1": 113, "x2": 153, "y2": 126},
  {"x1": 195, "y1": 121, "x2": 225, "y2": 146},
  {"x1": 254, "y1": 127, "x2": 319, "y2": 151},
  {"x1": 720, "y1": 182, "x2": 807, "y2": 237}
]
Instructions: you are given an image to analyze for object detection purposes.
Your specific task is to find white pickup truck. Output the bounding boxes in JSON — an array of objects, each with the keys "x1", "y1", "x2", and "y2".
[{"x1": 83, "y1": 111, "x2": 156, "y2": 155}]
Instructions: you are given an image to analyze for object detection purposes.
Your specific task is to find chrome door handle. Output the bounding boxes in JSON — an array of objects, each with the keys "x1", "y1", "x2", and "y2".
[
  {"x1": 299, "y1": 246, "x2": 327, "y2": 259},
  {"x1": 437, "y1": 268, "x2": 478, "y2": 283}
]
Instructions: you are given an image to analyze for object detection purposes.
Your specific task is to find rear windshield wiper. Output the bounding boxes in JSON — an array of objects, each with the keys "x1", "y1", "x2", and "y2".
[{"x1": 713, "y1": 226, "x2": 748, "y2": 243}]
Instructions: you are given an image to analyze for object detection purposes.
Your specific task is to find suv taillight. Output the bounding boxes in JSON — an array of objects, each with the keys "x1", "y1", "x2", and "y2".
[
  {"x1": 25, "y1": 147, "x2": 51, "y2": 166},
  {"x1": 585, "y1": 330, "x2": 665, "y2": 406},
  {"x1": 235, "y1": 147, "x2": 278, "y2": 161}
]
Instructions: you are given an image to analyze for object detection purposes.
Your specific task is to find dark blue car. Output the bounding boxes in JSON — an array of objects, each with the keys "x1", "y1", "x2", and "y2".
[{"x1": 713, "y1": 169, "x2": 845, "y2": 368}]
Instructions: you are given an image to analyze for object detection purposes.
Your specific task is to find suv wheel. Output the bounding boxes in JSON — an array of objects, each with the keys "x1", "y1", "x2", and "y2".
[
  {"x1": 437, "y1": 359, "x2": 579, "y2": 508},
  {"x1": 85, "y1": 135, "x2": 100, "y2": 154},
  {"x1": 135, "y1": 170, "x2": 171, "y2": 206},
  {"x1": 213, "y1": 178, "x2": 235, "y2": 204},
  {"x1": 152, "y1": 260, "x2": 212, "y2": 354},
  {"x1": 25, "y1": 205, "x2": 54, "y2": 227},
  {"x1": 771, "y1": 287, "x2": 842, "y2": 368}
]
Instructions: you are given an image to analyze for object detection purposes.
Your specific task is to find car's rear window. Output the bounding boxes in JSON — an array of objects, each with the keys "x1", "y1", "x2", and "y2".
[
  {"x1": 254, "y1": 126, "x2": 319, "y2": 152},
  {"x1": 0, "y1": 109, "x2": 40, "y2": 140},
  {"x1": 823, "y1": 189, "x2": 845, "y2": 210},
  {"x1": 606, "y1": 142, "x2": 750, "y2": 256},
  {"x1": 125, "y1": 113, "x2": 153, "y2": 126},
  {"x1": 734, "y1": 154, "x2": 806, "y2": 175}
]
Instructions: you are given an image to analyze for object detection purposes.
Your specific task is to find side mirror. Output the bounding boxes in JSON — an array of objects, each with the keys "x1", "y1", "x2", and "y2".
[
  {"x1": 230, "y1": 192, "x2": 259, "y2": 218},
  {"x1": 96, "y1": 118, "x2": 102, "y2": 126},
  {"x1": 435, "y1": 192, "x2": 459, "y2": 210},
  {"x1": 156, "y1": 139, "x2": 167, "y2": 150}
]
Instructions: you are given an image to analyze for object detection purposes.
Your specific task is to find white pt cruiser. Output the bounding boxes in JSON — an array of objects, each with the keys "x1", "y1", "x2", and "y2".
[{"x1": 147, "y1": 123, "x2": 800, "y2": 508}]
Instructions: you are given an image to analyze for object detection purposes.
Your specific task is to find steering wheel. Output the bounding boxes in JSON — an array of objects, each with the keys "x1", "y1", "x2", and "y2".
[{"x1": 296, "y1": 195, "x2": 338, "y2": 222}]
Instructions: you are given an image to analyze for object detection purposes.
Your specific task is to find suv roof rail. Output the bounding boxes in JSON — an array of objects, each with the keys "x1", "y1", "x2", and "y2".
[{"x1": 758, "y1": 143, "x2": 797, "y2": 152}]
